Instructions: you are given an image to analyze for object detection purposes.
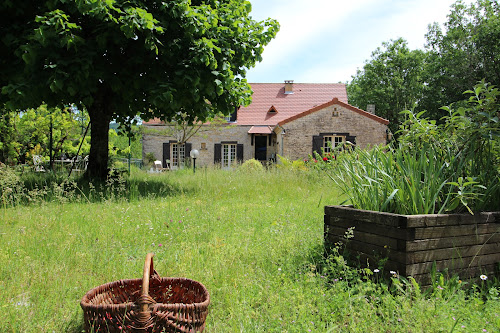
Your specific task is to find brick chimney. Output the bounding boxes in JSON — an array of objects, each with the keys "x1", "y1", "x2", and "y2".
[{"x1": 284, "y1": 80, "x2": 294, "y2": 94}]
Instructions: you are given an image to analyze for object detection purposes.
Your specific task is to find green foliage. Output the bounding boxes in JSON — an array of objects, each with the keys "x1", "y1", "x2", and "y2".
[
  {"x1": 422, "y1": 0, "x2": 500, "y2": 114},
  {"x1": 0, "y1": 167, "x2": 499, "y2": 332},
  {"x1": 0, "y1": 0, "x2": 279, "y2": 179},
  {"x1": 276, "y1": 154, "x2": 308, "y2": 171},
  {"x1": 0, "y1": 105, "x2": 89, "y2": 165},
  {"x1": 239, "y1": 158, "x2": 264, "y2": 172},
  {"x1": 329, "y1": 82, "x2": 500, "y2": 214},
  {"x1": 347, "y1": 38, "x2": 426, "y2": 133},
  {"x1": 348, "y1": 0, "x2": 500, "y2": 130}
]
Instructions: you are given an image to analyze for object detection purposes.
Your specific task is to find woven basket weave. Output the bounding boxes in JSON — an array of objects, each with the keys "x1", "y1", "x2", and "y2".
[{"x1": 81, "y1": 253, "x2": 210, "y2": 332}]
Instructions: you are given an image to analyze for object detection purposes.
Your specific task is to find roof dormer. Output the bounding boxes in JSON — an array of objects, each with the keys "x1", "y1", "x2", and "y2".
[{"x1": 268, "y1": 105, "x2": 278, "y2": 114}]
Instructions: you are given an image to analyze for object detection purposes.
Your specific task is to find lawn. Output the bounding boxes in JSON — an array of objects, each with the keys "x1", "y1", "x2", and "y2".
[{"x1": 0, "y1": 167, "x2": 499, "y2": 332}]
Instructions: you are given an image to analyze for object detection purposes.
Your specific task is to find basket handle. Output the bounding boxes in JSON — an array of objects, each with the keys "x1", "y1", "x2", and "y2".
[{"x1": 139, "y1": 253, "x2": 158, "y2": 313}]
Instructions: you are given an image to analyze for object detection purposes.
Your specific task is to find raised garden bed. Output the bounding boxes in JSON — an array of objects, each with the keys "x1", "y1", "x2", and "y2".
[{"x1": 324, "y1": 205, "x2": 500, "y2": 284}]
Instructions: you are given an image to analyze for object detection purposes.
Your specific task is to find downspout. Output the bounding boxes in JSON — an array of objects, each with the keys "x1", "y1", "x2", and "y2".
[{"x1": 276, "y1": 125, "x2": 285, "y2": 157}]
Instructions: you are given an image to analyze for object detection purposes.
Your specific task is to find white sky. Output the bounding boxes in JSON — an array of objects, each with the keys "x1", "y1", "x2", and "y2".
[{"x1": 245, "y1": 0, "x2": 472, "y2": 84}]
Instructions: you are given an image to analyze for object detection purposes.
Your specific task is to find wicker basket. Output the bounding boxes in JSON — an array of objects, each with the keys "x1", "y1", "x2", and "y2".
[{"x1": 81, "y1": 253, "x2": 210, "y2": 332}]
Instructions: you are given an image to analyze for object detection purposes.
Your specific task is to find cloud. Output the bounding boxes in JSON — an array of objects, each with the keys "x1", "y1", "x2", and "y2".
[{"x1": 247, "y1": 0, "x2": 474, "y2": 83}]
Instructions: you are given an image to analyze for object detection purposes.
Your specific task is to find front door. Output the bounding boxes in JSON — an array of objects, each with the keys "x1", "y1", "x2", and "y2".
[{"x1": 255, "y1": 136, "x2": 267, "y2": 161}]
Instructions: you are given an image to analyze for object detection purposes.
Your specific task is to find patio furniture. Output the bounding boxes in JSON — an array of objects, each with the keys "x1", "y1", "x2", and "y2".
[{"x1": 32, "y1": 155, "x2": 45, "y2": 172}]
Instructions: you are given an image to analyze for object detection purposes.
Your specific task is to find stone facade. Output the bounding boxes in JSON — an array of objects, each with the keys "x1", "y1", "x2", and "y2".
[
  {"x1": 279, "y1": 103, "x2": 388, "y2": 160},
  {"x1": 142, "y1": 124, "x2": 255, "y2": 167},
  {"x1": 142, "y1": 90, "x2": 389, "y2": 167}
]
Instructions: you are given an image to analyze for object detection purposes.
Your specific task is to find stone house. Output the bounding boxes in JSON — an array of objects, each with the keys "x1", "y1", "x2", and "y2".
[{"x1": 142, "y1": 80, "x2": 389, "y2": 168}]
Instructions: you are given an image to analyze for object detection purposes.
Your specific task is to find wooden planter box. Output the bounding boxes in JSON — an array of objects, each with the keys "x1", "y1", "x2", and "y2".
[{"x1": 324, "y1": 206, "x2": 500, "y2": 284}]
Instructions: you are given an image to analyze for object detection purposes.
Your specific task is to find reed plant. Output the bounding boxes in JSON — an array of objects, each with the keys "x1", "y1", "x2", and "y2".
[{"x1": 328, "y1": 81, "x2": 500, "y2": 215}]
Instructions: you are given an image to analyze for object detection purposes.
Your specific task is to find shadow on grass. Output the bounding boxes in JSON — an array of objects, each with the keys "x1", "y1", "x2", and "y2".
[{"x1": 15, "y1": 171, "x2": 196, "y2": 205}]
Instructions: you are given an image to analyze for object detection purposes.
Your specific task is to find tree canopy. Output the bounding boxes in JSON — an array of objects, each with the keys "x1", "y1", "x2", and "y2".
[
  {"x1": 347, "y1": 0, "x2": 500, "y2": 132},
  {"x1": 0, "y1": 0, "x2": 279, "y2": 179},
  {"x1": 347, "y1": 38, "x2": 425, "y2": 134}
]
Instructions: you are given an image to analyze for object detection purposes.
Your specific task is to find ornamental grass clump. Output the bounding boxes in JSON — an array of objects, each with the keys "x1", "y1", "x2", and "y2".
[{"x1": 329, "y1": 81, "x2": 499, "y2": 214}]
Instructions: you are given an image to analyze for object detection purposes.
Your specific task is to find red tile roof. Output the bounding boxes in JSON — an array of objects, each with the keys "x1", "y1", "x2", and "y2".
[
  {"x1": 236, "y1": 83, "x2": 348, "y2": 126},
  {"x1": 279, "y1": 98, "x2": 389, "y2": 126},
  {"x1": 248, "y1": 125, "x2": 273, "y2": 134}
]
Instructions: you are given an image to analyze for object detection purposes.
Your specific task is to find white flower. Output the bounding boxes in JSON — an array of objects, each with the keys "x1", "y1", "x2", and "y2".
[
  {"x1": 390, "y1": 270, "x2": 397, "y2": 275},
  {"x1": 373, "y1": 269, "x2": 380, "y2": 273},
  {"x1": 480, "y1": 274, "x2": 488, "y2": 281}
]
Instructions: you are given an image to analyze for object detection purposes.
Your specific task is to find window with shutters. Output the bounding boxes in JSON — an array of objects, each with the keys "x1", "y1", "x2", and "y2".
[
  {"x1": 222, "y1": 143, "x2": 237, "y2": 169},
  {"x1": 324, "y1": 135, "x2": 345, "y2": 153},
  {"x1": 171, "y1": 143, "x2": 185, "y2": 168}
]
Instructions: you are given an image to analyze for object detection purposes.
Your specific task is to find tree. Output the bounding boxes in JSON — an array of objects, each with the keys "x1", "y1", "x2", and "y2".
[
  {"x1": 347, "y1": 38, "x2": 425, "y2": 133},
  {"x1": 0, "y1": 105, "x2": 87, "y2": 166},
  {"x1": 0, "y1": 0, "x2": 279, "y2": 180},
  {"x1": 421, "y1": 0, "x2": 500, "y2": 113}
]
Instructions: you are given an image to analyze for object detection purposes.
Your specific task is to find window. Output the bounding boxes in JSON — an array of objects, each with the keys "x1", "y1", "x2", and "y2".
[
  {"x1": 201, "y1": 142, "x2": 207, "y2": 150},
  {"x1": 323, "y1": 136, "x2": 345, "y2": 153},
  {"x1": 222, "y1": 143, "x2": 237, "y2": 169},
  {"x1": 171, "y1": 143, "x2": 185, "y2": 168}
]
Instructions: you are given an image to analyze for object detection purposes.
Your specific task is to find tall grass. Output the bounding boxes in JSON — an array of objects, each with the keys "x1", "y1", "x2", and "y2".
[
  {"x1": 328, "y1": 82, "x2": 500, "y2": 215},
  {"x1": 1, "y1": 167, "x2": 499, "y2": 332}
]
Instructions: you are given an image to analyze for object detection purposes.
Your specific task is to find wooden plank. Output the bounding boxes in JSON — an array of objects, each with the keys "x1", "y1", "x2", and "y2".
[
  {"x1": 324, "y1": 206, "x2": 404, "y2": 228},
  {"x1": 405, "y1": 253, "x2": 500, "y2": 276},
  {"x1": 405, "y1": 233, "x2": 500, "y2": 252},
  {"x1": 407, "y1": 243, "x2": 500, "y2": 264},
  {"x1": 405, "y1": 212, "x2": 499, "y2": 228},
  {"x1": 414, "y1": 223, "x2": 500, "y2": 239},
  {"x1": 327, "y1": 216, "x2": 413, "y2": 241},
  {"x1": 325, "y1": 225, "x2": 399, "y2": 249},
  {"x1": 411, "y1": 264, "x2": 498, "y2": 286}
]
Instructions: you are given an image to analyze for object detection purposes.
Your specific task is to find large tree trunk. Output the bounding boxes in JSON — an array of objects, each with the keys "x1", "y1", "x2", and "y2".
[{"x1": 86, "y1": 96, "x2": 113, "y2": 181}]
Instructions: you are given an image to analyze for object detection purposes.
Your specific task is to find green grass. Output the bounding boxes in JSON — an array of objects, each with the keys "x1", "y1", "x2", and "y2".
[{"x1": 0, "y1": 168, "x2": 499, "y2": 332}]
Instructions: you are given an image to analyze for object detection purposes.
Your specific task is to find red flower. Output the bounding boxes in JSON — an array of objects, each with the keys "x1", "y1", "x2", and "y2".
[
  {"x1": 323, "y1": 157, "x2": 328, "y2": 161},
  {"x1": 313, "y1": 159, "x2": 317, "y2": 163}
]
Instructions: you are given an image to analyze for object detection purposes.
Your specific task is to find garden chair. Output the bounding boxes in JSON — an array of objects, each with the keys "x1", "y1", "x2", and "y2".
[
  {"x1": 154, "y1": 160, "x2": 168, "y2": 172},
  {"x1": 32, "y1": 155, "x2": 45, "y2": 172}
]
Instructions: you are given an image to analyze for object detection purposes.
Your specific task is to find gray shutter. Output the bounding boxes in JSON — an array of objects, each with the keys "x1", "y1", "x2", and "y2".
[
  {"x1": 237, "y1": 144, "x2": 243, "y2": 162},
  {"x1": 312, "y1": 135, "x2": 323, "y2": 155},
  {"x1": 346, "y1": 135, "x2": 356, "y2": 147},
  {"x1": 185, "y1": 143, "x2": 192, "y2": 158},
  {"x1": 162, "y1": 142, "x2": 170, "y2": 168},
  {"x1": 214, "y1": 144, "x2": 221, "y2": 164}
]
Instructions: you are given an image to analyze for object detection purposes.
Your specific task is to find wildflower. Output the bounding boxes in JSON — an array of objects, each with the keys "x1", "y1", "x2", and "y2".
[
  {"x1": 323, "y1": 157, "x2": 328, "y2": 161},
  {"x1": 437, "y1": 285, "x2": 444, "y2": 290},
  {"x1": 480, "y1": 274, "x2": 488, "y2": 281},
  {"x1": 374, "y1": 269, "x2": 380, "y2": 273},
  {"x1": 278, "y1": 268, "x2": 282, "y2": 271},
  {"x1": 179, "y1": 220, "x2": 182, "y2": 223},
  {"x1": 390, "y1": 270, "x2": 396, "y2": 275},
  {"x1": 158, "y1": 243, "x2": 162, "y2": 247}
]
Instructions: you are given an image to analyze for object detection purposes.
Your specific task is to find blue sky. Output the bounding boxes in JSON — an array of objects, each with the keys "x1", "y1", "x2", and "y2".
[{"x1": 245, "y1": 0, "x2": 471, "y2": 84}]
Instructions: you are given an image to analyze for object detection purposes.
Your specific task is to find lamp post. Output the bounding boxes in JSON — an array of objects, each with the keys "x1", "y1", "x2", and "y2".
[{"x1": 190, "y1": 149, "x2": 200, "y2": 173}]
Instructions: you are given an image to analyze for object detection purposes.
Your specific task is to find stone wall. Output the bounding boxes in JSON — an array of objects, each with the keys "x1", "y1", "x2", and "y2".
[
  {"x1": 281, "y1": 104, "x2": 388, "y2": 160},
  {"x1": 142, "y1": 124, "x2": 255, "y2": 167}
]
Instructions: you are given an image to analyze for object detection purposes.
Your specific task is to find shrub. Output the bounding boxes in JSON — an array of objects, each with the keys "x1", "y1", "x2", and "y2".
[{"x1": 239, "y1": 158, "x2": 264, "y2": 172}]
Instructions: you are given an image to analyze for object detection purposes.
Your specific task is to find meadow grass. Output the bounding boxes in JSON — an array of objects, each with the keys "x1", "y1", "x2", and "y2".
[{"x1": 0, "y1": 167, "x2": 499, "y2": 332}]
